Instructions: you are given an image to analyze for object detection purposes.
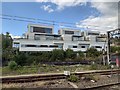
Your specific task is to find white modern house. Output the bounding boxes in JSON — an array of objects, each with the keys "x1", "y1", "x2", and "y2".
[{"x1": 13, "y1": 24, "x2": 107, "y2": 52}]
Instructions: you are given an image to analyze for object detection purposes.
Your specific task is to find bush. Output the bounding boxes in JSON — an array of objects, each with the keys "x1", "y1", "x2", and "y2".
[
  {"x1": 14, "y1": 52, "x2": 27, "y2": 66},
  {"x1": 8, "y1": 61, "x2": 18, "y2": 70},
  {"x1": 90, "y1": 64, "x2": 97, "y2": 70},
  {"x1": 50, "y1": 49, "x2": 65, "y2": 61},
  {"x1": 67, "y1": 75, "x2": 79, "y2": 82}
]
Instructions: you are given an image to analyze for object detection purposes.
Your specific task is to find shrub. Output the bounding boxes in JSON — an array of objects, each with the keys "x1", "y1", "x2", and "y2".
[
  {"x1": 14, "y1": 52, "x2": 27, "y2": 66},
  {"x1": 8, "y1": 61, "x2": 18, "y2": 70},
  {"x1": 67, "y1": 75, "x2": 79, "y2": 82},
  {"x1": 90, "y1": 64, "x2": 97, "y2": 70},
  {"x1": 65, "y1": 49, "x2": 76, "y2": 60},
  {"x1": 50, "y1": 49, "x2": 65, "y2": 61}
]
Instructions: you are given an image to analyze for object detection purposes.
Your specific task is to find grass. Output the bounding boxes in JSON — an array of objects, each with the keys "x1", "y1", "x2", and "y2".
[{"x1": 1, "y1": 64, "x2": 112, "y2": 76}]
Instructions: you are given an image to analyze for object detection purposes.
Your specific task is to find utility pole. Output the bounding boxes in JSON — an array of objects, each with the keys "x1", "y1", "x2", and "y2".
[{"x1": 107, "y1": 31, "x2": 110, "y2": 65}]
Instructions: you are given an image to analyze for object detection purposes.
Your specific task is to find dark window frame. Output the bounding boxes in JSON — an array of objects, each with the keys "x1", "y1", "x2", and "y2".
[
  {"x1": 33, "y1": 27, "x2": 52, "y2": 34},
  {"x1": 81, "y1": 46, "x2": 86, "y2": 48},
  {"x1": 65, "y1": 31, "x2": 74, "y2": 34},
  {"x1": 73, "y1": 46, "x2": 77, "y2": 48}
]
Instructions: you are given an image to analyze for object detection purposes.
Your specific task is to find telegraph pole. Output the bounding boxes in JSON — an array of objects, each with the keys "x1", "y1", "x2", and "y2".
[{"x1": 107, "y1": 31, "x2": 110, "y2": 65}]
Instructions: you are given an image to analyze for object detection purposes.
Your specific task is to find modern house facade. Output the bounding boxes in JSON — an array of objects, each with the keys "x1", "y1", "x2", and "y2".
[{"x1": 13, "y1": 24, "x2": 107, "y2": 52}]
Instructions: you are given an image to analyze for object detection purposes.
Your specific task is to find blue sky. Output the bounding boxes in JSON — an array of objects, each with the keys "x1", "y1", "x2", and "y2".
[{"x1": 1, "y1": 1, "x2": 118, "y2": 37}]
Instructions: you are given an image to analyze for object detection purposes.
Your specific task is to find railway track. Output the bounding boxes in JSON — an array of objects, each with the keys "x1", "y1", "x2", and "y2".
[{"x1": 1, "y1": 69, "x2": 120, "y2": 83}]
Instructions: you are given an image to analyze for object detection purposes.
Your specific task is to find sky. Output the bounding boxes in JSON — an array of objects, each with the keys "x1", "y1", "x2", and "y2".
[{"x1": 1, "y1": 0, "x2": 119, "y2": 38}]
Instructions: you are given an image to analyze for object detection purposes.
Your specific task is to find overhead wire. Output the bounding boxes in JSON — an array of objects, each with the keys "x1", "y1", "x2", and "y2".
[{"x1": 0, "y1": 14, "x2": 116, "y2": 30}]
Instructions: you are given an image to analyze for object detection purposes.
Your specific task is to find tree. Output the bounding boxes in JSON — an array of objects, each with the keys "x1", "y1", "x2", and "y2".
[
  {"x1": 14, "y1": 52, "x2": 27, "y2": 66},
  {"x1": 86, "y1": 47, "x2": 101, "y2": 60},
  {"x1": 50, "y1": 49, "x2": 65, "y2": 61},
  {"x1": 75, "y1": 51, "x2": 84, "y2": 61},
  {"x1": 111, "y1": 46, "x2": 120, "y2": 53},
  {"x1": 65, "y1": 49, "x2": 76, "y2": 60},
  {"x1": 2, "y1": 32, "x2": 12, "y2": 49},
  {"x1": 2, "y1": 33, "x2": 14, "y2": 66},
  {"x1": 41, "y1": 51, "x2": 52, "y2": 62}
]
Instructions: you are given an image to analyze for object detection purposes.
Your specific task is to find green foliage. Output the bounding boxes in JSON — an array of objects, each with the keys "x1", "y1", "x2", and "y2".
[
  {"x1": 86, "y1": 47, "x2": 101, "y2": 60},
  {"x1": 67, "y1": 75, "x2": 79, "y2": 82},
  {"x1": 65, "y1": 49, "x2": 76, "y2": 60},
  {"x1": 90, "y1": 63, "x2": 97, "y2": 70},
  {"x1": 14, "y1": 52, "x2": 27, "y2": 66},
  {"x1": 90, "y1": 64, "x2": 110, "y2": 70},
  {"x1": 77, "y1": 51, "x2": 84, "y2": 57},
  {"x1": 8, "y1": 61, "x2": 18, "y2": 70},
  {"x1": 41, "y1": 51, "x2": 52, "y2": 62},
  {"x1": 75, "y1": 51, "x2": 84, "y2": 61},
  {"x1": 111, "y1": 46, "x2": 120, "y2": 53},
  {"x1": 2, "y1": 33, "x2": 15, "y2": 66},
  {"x1": 50, "y1": 49, "x2": 65, "y2": 61},
  {"x1": 2, "y1": 32, "x2": 13, "y2": 49}
]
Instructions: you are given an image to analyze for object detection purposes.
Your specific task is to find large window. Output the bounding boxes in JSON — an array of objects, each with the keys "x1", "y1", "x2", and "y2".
[
  {"x1": 95, "y1": 46, "x2": 102, "y2": 48},
  {"x1": 26, "y1": 45, "x2": 37, "y2": 47},
  {"x1": 33, "y1": 27, "x2": 52, "y2": 34},
  {"x1": 40, "y1": 45, "x2": 48, "y2": 47},
  {"x1": 88, "y1": 33, "x2": 99, "y2": 35},
  {"x1": 81, "y1": 46, "x2": 85, "y2": 48},
  {"x1": 21, "y1": 44, "x2": 48, "y2": 47},
  {"x1": 73, "y1": 46, "x2": 77, "y2": 48},
  {"x1": 65, "y1": 31, "x2": 74, "y2": 34}
]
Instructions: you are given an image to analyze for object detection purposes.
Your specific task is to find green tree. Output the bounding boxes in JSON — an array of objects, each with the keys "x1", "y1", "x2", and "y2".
[
  {"x1": 41, "y1": 51, "x2": 52, "y2": 62},
  {"x1": 14, "y1": 52, "x2": 27, "y2": 66},
  {"x1": 111, "y1": 46, "x2": 120, "y2": 53},
  {"x1": 65, "y1": 49, "x2": 76, "y2": 60},
  {"x1": 86, "y1": 47, "x2": 101, "y2": 60},
  {"x1": 2, "y1": 33, "x2": 14, "y2": 66},
  {"x1": 2, "y1": 32, "x2": 12, "y2": 49},
  {"x1": 50, "y1": 49, "x2": 65, "y2": 61}
]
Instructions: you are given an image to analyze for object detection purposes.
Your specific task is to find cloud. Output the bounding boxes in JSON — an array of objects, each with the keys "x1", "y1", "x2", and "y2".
[
  {"x1": 36, "y1": 0, "x2": 119, "y2": 33},
  {"x1": 76, "y1": 15, "x2": 118, "y2": 33},
  {"x1": 41, "y1": 5, "x2": 54, "y2": 13},
  {"x1": 76, "y1": 2, "x2": 119, "y2": 33},
  {"x1": 37, "y1": 0, "x2": 88, "y2": 11},
  {"x1": 91, "y1": 1, "x2": 118, "y2": 17},
  {"x1": 9, "y1": 34, "x2": 21, "y2": 39}
]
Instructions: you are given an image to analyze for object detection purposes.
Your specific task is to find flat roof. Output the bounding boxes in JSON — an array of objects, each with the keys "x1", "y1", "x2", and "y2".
[{"x1": 28, "y1": 24, "x2": 54, "y2": 28}]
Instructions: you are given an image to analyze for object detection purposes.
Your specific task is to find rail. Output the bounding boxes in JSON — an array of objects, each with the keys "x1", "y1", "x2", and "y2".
[{"x1": 1, "y1": 69, "x2": 120, "y2": 83}]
